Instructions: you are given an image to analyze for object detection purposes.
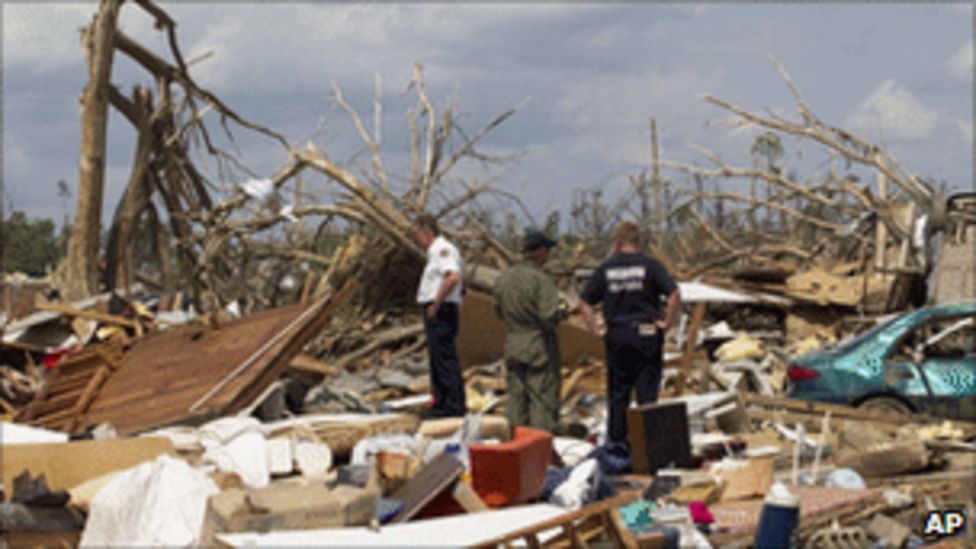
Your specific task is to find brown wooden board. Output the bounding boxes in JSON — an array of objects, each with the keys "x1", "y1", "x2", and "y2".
[
  {"x1": 457, "y1": 290, "x2": 602, "y2": 368},
  {"x1": 469, "y1": 492, "x2": 641, "y2": 549},
  {"x1": 388, "y1": 452, "x2": 464, "y2": 524},
  {"x1": 16, "y1": 281, "x2": 354, "y2": 435}
]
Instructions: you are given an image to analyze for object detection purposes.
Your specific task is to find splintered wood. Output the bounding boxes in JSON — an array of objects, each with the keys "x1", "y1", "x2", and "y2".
[{"x1": 17, "y1": 282, "x2": 354, "y2": 435}]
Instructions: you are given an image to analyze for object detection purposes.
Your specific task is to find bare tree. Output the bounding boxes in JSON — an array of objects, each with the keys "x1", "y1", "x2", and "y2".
[{"x1": 62, "y1": 0, "x2": 122, "y2": 300}]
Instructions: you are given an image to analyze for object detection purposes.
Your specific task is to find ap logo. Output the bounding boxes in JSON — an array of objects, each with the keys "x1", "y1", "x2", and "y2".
[{"x1": 922, "y1": 510, "x2": 967, "y2": 539}]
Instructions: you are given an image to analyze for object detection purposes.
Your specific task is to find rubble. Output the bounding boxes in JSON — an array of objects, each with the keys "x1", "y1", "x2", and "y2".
[{"x1": 2, "y1": 2, "x2": 973, "y2": 547}]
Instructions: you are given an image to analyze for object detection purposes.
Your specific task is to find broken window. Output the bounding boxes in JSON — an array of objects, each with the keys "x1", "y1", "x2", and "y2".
[{"x1": 887, "y1": 314, "x2": 976, "y2": 365}]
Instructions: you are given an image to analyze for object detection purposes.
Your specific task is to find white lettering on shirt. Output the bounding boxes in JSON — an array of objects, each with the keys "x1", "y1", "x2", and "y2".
[{"x1": 606, "y1": 266, "x2": 644, "y2": 293}]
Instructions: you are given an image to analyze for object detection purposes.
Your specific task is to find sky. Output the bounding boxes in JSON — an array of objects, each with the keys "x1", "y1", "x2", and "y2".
[{"x1": 2, "y1": 2, "x2": 973, "y2": 230}]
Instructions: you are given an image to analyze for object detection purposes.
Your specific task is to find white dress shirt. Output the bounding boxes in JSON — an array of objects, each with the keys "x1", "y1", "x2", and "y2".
[{"x1": 416, "y1": 235, "x2": 463, "y2": 304}]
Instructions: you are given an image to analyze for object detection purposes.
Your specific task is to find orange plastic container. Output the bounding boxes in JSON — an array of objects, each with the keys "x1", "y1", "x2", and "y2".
[{"x1": 469, "y1": 426, "x2": 553, "y2": 508}]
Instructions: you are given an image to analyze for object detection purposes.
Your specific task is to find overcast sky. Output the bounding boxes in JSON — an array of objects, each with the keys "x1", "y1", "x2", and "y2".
[{"x1": 3, "y1": 2, "x2": 973, "y2": 228}]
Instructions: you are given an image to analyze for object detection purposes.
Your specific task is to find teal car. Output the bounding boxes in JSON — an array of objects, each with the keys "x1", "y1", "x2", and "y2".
[{"x1": 787, "y1": 303, "x2": 976, "y2": 420}]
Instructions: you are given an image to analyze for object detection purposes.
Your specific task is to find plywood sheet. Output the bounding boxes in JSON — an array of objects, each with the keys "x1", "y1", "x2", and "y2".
[
  {"x1": 1, "y1": 436, "x2": 174, "y2": 492},
  {"x1": 17, "y1": 283, "x2": 353, "y2": 435},
  {"x1": 217, "y1": 503, "x2": 567, "y2": 547},
  {"x1": 457, "y1": 290, "x2": 602, "y2": 368}
]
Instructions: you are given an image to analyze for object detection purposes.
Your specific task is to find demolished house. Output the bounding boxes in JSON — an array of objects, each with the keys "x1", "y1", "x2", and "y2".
[{"x1": 2, "y1": 1, "x2": 974, "y2": 548}]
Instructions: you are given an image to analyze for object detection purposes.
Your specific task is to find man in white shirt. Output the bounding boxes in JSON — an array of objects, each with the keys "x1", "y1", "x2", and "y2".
[{"x1": 412, "y1": 214, "x2": 466, "y2": 417}]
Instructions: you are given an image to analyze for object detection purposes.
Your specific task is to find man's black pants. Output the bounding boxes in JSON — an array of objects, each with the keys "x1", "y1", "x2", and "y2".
[
  {"x1": 605, "y1": 324, "x2": 663, "y2": 444},
  {"x1": 423, "y1": 302, "x2": 466, "y2": 417}
]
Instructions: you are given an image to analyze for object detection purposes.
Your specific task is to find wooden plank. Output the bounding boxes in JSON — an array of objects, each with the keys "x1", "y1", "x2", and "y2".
[
  {"x1": 560, "y1": 368, "x2": 587, "y2": 401},
  {"x1": 742, "y1": 393, "x2": 901, "y2": 421},
  {"x1": 224, "y1": 281, "x2": 357, "y2": 413},
  {"x1": 452, "y1": 479, "x2": 489, "y2": 513},
  {"x1": 470, "y1": 492, "x2": 638, "y2": 548},
  {"x1": 742, "y1": 393, "x2": 976, "y2": 432},
  {"x1": 389, "y1": 452, "x2": 464, "y2": 524},
  {"x1": 287, "y1": 353, "x2": 339, "y2": 377},
  {"x1": 16, "y1": 281, "x2": 355, "y2": 435},
  {"x1": 66, "y1": 365, "x2": 113, "y2": 432},
  {"x1": 35, "y1": 302, "x2": 139, "y2": 329},
  {"x1": 46, "y1": 376, "x2": 99, "y2": 397},
  {"x1": 2, "y1": 436, "x2": 174, "y2": 492},
  {"x1": 747, "y1": 409, "x2": 901, "y2": 435},
  {"x1": 563, "y1": 523, "x2": 585, "y2": 548},
  {"x1": 0, "y1": 339, "x2": 45, "y2": 352},
  {"x1": 25, "y1": 391, "x2": 90, "y2": 418},
  {"x1": 53, "y1": 367, "x2": 103, "y2": 386},
  {"x1": 605, "y1": 508, "x2": 638, "y2": 549},
  {"x1": 299, "y1": 270, "x2": 316, "y2": 304},
  {"x1": 29, "y1": 407, "x2": 83, "y2": 427},
  {"x1": 674, "y1": 302, "x2": 706, "y2": 396}
]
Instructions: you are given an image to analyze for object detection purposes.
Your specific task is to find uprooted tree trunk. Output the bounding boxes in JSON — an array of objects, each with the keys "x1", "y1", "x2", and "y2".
[{"x1": 63, "y1": 0, "x2": 122, "y2": 301}]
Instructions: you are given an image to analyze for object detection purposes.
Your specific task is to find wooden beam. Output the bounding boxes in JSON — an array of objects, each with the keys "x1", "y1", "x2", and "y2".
[
  {"x1": 651, "y1": 118, "x2": 662, "y2": 248},
  {"x1": 674, "y1": 302, "x2": 706, "y2": 396},
  {"x1": 741, "y1": 393, "x2": 976, "y2": 432},
  {"x1": 470, "y1": 492, "x2": 639, "y2": 548},
  {"x1": 451, "y1": 479, "x2": 489, "y2": 513},
  {"x1": 35, "y1": 302, "x2": 139, "y2": 330}
]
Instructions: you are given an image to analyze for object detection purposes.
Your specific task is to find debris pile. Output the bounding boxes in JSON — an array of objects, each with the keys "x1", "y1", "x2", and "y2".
[{"x1": 2, "y1": 1, "x2": 974, "y2": 547}]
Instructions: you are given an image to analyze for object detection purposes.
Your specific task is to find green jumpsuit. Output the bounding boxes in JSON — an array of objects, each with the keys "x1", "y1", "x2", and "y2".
[{"x1": 492, "y1": 261, "x2": 564, "y2": 432}]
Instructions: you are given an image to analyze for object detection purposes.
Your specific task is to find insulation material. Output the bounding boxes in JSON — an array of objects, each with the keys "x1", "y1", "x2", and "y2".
[
  {"x1": 80, "y1": 455, "x2": 218, "y2": 547},
  {"x1": 199, "y1": 417, "x2": 270, "y2": 489}
]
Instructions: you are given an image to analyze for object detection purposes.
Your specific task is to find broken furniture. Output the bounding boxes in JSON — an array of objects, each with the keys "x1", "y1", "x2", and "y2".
[
  {"x1": 469, "y1": 426, "x2": 553, "y2": 508},
  {"x1": 408, "y1": 427, "x2": 553, "y2": 518},
  {"x1": 628, "y1": 401, "x2": 693, "y2": 474}
]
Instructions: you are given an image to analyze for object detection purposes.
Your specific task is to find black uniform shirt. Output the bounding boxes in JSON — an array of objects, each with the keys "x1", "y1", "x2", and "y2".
[{"x1": 579, "y1": 252, "x2": 677, "y2": 326}]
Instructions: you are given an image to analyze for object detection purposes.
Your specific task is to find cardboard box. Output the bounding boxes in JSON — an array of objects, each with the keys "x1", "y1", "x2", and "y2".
[
  {"x1": 713, "y1": 457, "x2": 774, "y2": 502},
  {"x1": 202, "y1": 481, "x2": 378, "y2": 540},
  {"x1": 2, "y1": 436, "x2": 174, "y2": 493}
]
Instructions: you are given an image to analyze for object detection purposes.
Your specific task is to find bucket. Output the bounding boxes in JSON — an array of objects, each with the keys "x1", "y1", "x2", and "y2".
[{"x1": 754, "y1": 482, "x2": 799, "y2": 549}]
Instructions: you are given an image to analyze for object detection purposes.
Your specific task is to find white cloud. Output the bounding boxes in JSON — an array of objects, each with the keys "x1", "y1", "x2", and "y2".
[
  {"x1": 3, "y1": 145, "x2": 31, "y2": 177},
  {"x1": 676, "y1": 5, "x2": 711, "y2": 17},
  {"x1": 958, "y1": 119, "x2": 973, "y2": 144},
  {"x1": 4, "y1": 4, "x2": 577, "y2": 90},
  {"x1": 685, "y1": 25, "x2": 777, "y2": 56},
  {"x1": 4, "y1": 4, "x2": 93, "y2": 74},
  {"x1": 845, "y1": 80, "x2": 938, "y2": 141},
  {"x1": 945, "y1": 40, "x2": 973, "y2": 81},
  {"x1": 556, "y1": 66, "x2": 724, "y2": 164},
  {"x1": 172, "y1": 4, "x2": 582, "y2": 95}
]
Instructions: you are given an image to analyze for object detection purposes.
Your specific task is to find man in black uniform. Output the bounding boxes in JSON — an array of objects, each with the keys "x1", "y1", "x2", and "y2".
[{"x1": 578, "y1": 221, "x2": 681, "y2": 447}]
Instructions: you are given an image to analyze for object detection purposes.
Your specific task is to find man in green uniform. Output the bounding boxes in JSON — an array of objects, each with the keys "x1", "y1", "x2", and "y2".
[{"x1": 493, "y1": 230, "x2": 568, "y2": 432}]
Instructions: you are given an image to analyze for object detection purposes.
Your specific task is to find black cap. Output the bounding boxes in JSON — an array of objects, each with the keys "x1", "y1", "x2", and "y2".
[{"x1": 523, "y1": 230, "x2": 557, "y2": 252}]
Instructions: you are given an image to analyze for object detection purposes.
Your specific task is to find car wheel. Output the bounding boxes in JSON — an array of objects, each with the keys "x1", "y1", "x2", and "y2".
[{"x1": 858, "y1": 396, "x2": 912, "y2": 415}]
